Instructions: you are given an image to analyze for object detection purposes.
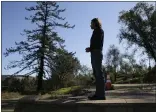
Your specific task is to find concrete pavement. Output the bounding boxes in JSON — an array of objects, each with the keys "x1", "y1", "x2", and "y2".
[{"x1": 2, "y1": 84, "x2": 156, "y2": 112}]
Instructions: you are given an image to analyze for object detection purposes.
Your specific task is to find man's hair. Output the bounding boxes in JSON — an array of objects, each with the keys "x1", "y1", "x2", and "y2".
[{"x1": 91, "y1": 18, "x2": 102, "y2": 28}]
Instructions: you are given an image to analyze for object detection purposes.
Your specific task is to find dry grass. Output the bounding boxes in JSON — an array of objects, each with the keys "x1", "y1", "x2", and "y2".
[
  {"x1": 2, "y1": 92, "x2": 24, "y2": 100},
  {"x1": 1, "y1": 109, "x2": 14, "y2": 112},
  {"x1": 2, "y1": 86, "x2": 85, "y2": 100},
  {"x1": 40, "y1": 86, "x2": 84, "y2": 100}
]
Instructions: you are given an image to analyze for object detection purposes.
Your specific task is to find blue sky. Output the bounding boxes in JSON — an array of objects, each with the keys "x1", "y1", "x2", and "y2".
[{"x1": 2, "y1": 1, "x2": 155, "y2": 75}]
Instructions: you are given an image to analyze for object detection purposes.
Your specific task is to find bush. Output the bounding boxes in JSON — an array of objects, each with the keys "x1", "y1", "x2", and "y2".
[
  {"x1": 67, "y1": 80, "x2": 77, "y2": 87},
  {"x1": 110, "y1": 84, "x2": 115, "y2": 90},
  {"x1": 114, "y1": 80, "x2": 124, "y2": 84},
  {"x1": 74, "y1": 74, "x2": 93, "y2": 86},
  {"x1": 8, "y1": 78, "x2": 23, "y2": 92},
  {"x1": 2, "y1": 76, "x2": 37, "y2": 93},
  {"x1": 143, "y1": 67, "x2": 156, "y2": 83},
  {"x1": 129, "y1": 78, "x2": 142, "y2": 83},
  {"x1": 110, "y1": 73, "x2": 115, "y2": 83}
]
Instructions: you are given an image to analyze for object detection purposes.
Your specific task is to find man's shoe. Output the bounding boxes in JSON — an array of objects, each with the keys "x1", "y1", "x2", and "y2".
[{"x1": 88, "y1": 95, "x2": 106, "y2": 100}]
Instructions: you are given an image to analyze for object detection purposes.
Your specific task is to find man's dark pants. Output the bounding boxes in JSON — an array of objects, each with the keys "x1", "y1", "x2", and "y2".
[{"x1": 91, "y1": 50, "x2": 105, "y2": 98}]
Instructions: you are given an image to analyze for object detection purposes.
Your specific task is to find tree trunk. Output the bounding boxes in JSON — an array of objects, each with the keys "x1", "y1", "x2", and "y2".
[
  {"x1": 37, "y1": 3, "x2": 47, "y2": 93},
  {"x1": 37, "y1": 56, "x2": 44, "y2": 93},
  {"x1": 114, "y1": 67, "x2": 117, "y2": 82}
]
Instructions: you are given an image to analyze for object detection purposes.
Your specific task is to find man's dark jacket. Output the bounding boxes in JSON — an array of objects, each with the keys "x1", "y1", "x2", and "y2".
[{"x1": 90, "y1": 28, "x2": 104, "y2": 51}]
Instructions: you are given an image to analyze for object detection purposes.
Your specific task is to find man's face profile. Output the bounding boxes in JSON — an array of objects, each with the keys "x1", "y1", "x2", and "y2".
[{"x1": 90, "y1": 21, "x2": 95, "y2": 30}]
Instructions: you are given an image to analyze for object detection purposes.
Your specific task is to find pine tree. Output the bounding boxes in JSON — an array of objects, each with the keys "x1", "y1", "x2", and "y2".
[
  {"x1": 50, "y1": 49, "x2": 81, "y2": 89},
  {"x1": 4, "y1": 1, "x2": 75, "y2": 92}
]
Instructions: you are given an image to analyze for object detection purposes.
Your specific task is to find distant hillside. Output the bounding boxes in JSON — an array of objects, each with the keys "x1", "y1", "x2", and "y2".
[
  {"x1": 1, "y1": 75, "x2": 36, "y2": 81},
  {"x1": 1, "y1": 75, "x2": 11, "y2": 81}
]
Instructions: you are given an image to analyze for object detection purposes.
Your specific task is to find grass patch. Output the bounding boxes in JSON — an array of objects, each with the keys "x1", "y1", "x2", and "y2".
[
  {"x1": 51, "y1": 86, "x2": 82, "y2": 95},
  {"x1": 1, "y1": 109, "x2": 14, "y2": 112},
  {"x1": 2, "y1": 92, "x2": 24, "y2": 100},
  {"x1": 40, "y1": 86, "x2": 86, "y2": 100}
]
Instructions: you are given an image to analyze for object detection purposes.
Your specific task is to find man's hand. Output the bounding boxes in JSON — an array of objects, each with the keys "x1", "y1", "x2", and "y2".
[{"x1": 85, "y1": 47, "x2": 91, "y2": 52}]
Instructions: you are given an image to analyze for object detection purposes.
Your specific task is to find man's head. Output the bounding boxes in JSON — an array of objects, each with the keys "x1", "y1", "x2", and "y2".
[{"x1": 90, "y1": 18, "x2": 102, "y2": 30}]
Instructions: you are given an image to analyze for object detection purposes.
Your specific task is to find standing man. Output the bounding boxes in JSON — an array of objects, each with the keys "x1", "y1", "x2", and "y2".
[{"x1": 85, "y1": 18, "x2": 105, "y2": 100}]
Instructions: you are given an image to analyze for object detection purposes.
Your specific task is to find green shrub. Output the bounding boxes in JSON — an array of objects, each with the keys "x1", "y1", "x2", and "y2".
[{"x1": 110, "y1": 84, "x2": 115, "y2": 90}]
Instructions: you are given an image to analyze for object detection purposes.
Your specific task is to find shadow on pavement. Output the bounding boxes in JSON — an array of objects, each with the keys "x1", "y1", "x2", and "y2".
[{"x1": 2, "y1": 99, "x2": 18, "y2": 110}]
